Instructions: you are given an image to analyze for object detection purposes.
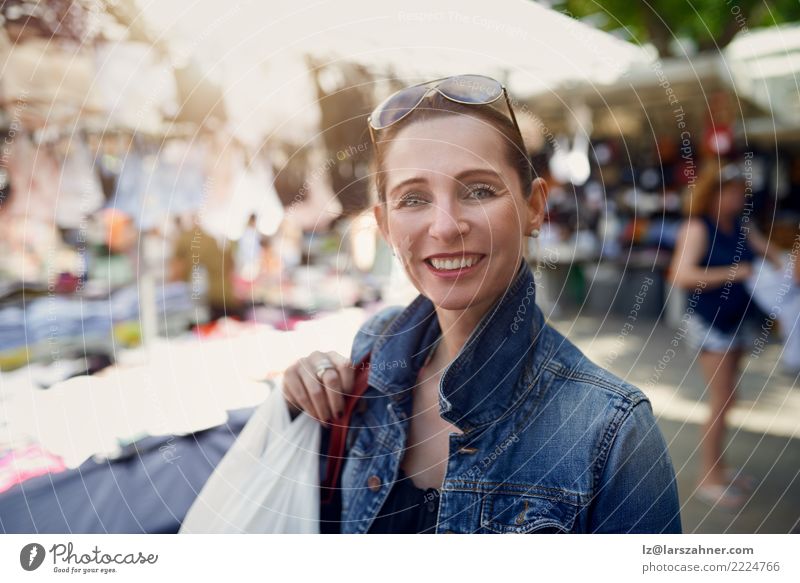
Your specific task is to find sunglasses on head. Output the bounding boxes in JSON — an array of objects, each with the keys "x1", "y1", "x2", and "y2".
[{"x1": 367, "y1": 74, "x2": 522, "y2": 142}]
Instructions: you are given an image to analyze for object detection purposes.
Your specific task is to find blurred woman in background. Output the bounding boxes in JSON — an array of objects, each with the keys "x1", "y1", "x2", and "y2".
[{"x1": 670, "y1": 162, "x2": 782, "y2": 510}]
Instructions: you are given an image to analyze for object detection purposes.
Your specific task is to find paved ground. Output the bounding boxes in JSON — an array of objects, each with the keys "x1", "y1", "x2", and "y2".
[{"x1": 550, "y1": 313, "x2": 800, "y2": 534}]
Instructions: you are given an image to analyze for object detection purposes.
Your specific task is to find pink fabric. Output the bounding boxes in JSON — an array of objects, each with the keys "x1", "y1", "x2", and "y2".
[{"x1": 0, "y1": 445, "x2": 67, "y2": 493}]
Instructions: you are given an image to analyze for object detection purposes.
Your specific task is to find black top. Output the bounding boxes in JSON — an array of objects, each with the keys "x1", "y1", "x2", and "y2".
[
  {"x1": 367, "y1": 469, "x2": 440, "y2": 534},
  {"x1": 692, "y1": 215, "x2": 756, "y2": 333}
]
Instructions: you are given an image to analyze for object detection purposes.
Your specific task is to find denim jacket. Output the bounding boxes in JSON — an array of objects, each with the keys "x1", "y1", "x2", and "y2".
[{"x1": 334, "y1": 260, "x2": 682, "y2": 534}]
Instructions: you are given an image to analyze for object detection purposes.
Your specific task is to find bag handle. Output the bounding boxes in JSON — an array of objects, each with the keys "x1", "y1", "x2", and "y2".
[
  {"x1": 321, "y1": 309, "x2": 399, "y2": 507},
  {"x1": 320, "y1": 355, "x2": 370, "y2": 505}
]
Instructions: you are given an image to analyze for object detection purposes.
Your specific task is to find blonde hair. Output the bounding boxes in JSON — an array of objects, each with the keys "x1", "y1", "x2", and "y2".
[{"x1": 682, "y1": 162, "x2": 743, "y2": 217}]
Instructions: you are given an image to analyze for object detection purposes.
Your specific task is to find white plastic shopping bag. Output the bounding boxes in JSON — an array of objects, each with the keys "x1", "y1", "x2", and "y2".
[
  {"x1": 746, "y1": 255, "x2": 800, "y2": 373},
  {"x1": 180, "y1": 379, "x2": 321, "y2": 533}
]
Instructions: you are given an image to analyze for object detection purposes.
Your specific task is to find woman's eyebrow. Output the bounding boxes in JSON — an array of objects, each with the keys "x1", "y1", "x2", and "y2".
[
  {"x1": 387, "y1": 177, "x2": 426, "y2": 198},
  {"x1": 453, "y1": 168, "x2": 503, "y2": 182},
  {"x1": 387, "y1": 168, "x2": 503, "y2": 197}
]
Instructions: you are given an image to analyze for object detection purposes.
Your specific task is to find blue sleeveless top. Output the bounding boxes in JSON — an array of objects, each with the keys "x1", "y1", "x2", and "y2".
[{"x1": 691, "y1": 215, "x2": 755, "y2": 333}]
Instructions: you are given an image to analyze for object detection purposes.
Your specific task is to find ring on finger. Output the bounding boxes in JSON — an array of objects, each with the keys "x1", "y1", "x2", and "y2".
[{"x1": 315, "y1": 360, "x2": 336, "y2": 381}]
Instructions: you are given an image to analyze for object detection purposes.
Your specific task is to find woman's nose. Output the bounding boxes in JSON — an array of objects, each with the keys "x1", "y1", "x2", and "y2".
[{"x1": 427, "y1": 200, "x2": 469, "y2": 241}]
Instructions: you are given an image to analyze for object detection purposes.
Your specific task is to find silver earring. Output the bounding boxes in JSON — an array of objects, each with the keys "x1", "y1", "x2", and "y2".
[{"x1": 529, "y1": 228, "x2": 540, "y2": 238}]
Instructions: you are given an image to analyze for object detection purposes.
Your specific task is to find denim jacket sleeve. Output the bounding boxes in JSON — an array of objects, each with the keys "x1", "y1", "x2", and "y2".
[
  {"x1": 349, "y1": 305, "x2": 404, "y2": 364},
  {"x1": 589, "y1": 399, "x2": 683, "y2": 533}
]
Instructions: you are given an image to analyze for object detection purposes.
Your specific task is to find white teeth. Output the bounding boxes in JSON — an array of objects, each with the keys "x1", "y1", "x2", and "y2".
[{"x1": 430, "y1": 256, "x2": 479, "y2": 270}]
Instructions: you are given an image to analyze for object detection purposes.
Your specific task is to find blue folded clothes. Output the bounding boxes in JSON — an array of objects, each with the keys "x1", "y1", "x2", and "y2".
[
  {"x1": 25, "y1": 297, "x2": 113, "y2": 346},
  {"x1": 0, "y1": 282, "x2": 194, "y2": 356},
  {"x1": 0, "y1": 305, "x2": 25, "y2": 352}
]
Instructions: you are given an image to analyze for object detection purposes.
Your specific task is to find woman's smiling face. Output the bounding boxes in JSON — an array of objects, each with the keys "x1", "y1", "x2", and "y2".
[{"x1": 374, "y1": 114, "x2": 547, "y2": 312}]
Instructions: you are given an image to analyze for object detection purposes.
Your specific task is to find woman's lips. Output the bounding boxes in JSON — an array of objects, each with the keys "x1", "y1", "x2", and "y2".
[{"x1": 423, "y1": 254, "x2": 485, "y2": 278}]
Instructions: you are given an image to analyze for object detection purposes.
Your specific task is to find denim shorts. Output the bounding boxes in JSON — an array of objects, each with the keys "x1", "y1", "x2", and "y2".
[{"x1": 684, "y1": 314, "x2": 758, "y2": 354}]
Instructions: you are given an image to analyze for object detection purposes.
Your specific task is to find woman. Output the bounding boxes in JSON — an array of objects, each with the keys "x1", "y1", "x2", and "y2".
[
  {"x1": 283, "y1": 75, "x2": 681, "y2": 533},
  {"x1": 669, "y1": 162, "x2": 781, "y2": 509}
]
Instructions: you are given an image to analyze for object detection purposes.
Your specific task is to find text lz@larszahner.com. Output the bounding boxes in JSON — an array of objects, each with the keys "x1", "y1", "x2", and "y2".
[{"x1": 49, "y1": 542, "x2": 158, "y2": 573}]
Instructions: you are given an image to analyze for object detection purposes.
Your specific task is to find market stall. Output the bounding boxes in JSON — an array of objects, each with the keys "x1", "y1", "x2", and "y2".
[{"x1": 524, "y1": 24, "x2": 800, "y2": 319}]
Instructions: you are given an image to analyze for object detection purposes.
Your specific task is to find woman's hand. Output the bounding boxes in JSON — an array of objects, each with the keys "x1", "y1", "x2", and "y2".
[
  {"x1": 282, "y1": 351, "x2": 355, "y2": 425},
  {"x1": 795, "y1": 257, "x2": 800, "y2": 286},
  {"x1": 747, "y1": 227, "x2": 784, "y2": 270},
  {"x1": 734, "y1": 262, "x2": 753, "y2": 282}
]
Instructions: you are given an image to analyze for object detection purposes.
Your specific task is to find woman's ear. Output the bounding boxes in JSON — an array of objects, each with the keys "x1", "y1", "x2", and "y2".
[{"x1": 525, "y1": 177, "x2": 548, "y2": 235}]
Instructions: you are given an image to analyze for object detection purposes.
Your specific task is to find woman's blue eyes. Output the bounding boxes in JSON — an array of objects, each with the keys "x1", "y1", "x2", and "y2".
[
  {"x1": 467, "y1": 185, "x2": 497, "y2": 199},
  {"x1": 397, "y1": 185, "x2": 497, "y2": 207},
  {"x1": 397, "y1": 194, "x2": 426, "y2": 207}
]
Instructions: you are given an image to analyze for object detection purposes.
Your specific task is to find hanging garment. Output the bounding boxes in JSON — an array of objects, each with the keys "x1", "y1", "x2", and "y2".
[
  {"x1": 2, "y1": 134, "x2": 61, "y2": 224},
  {"x1": 252, "y1": 160, "x2": 285, "y2": 238},
  {"x1": 54, "y1": 138, "x2": 105, "y2": 229},
  {"x1": 92, "y1": 41, "x2": 178, "y2": 134},
  {"x1": 0, "y1": 220, "x2": 61, "y2": 284},
  {"x1": 108, "y1": 143, "x2": 146, "y2": 220},
  {"x1": 0, "y1": 37, "x2": 103, "y2": 124},
  {"x1": 289, "y1": 154, "x2": 342, "y2": 233},
  {"x1": 202, "y1": 143, "x2": 283, "y2": 241},
  {"x1": 162, "y1": 139, "x2": 208, "y2": 216},
  {"x1": 140, "y1": 139, "x2": 209, "y2": 230}
]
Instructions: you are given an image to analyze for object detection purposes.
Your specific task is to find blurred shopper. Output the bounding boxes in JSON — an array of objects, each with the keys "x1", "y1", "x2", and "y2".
[
  {"x1": 236, "y1": 214, "x2": 263, "y2": 283},
  {"x1": 282, "y1": 75, "x2": 681, "y2": 533},
  {"x1": 669, "y1": 162, "x2": 782, "y2": 509},
  {"x1": 170, "y1": 215, "x2": 242, "y2": 321}
]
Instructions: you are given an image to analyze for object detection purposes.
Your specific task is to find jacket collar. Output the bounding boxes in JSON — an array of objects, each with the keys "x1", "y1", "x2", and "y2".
[{"x1": 367, "y1": 259, "x2": 545, "y2": 432}]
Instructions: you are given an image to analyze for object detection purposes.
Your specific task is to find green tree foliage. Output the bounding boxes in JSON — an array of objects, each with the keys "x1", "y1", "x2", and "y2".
[{"x1": 551, "y1": 0, "x2": 800, "y2": 56}]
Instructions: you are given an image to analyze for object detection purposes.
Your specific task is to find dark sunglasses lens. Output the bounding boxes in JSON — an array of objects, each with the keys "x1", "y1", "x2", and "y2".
[
  {"x1": 371, "y1": 85, "x2": 430, "y2": 129},
  {"x1": 438, "y1": 75, "x2": 502, "y2": 104}
]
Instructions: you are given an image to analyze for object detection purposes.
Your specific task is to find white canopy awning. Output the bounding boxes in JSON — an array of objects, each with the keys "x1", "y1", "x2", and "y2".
[
  {"x1": 725, "y1": 23, "x2": 800, "y2": 127},
  {"x1": 135, "y1": 0, "x2": 649, "y2": 143}
]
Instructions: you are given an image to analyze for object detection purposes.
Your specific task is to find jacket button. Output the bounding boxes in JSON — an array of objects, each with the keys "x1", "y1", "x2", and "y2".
[{"x1": 367, "y1": 475, "x2": 382, "y2": 492}]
